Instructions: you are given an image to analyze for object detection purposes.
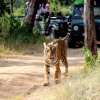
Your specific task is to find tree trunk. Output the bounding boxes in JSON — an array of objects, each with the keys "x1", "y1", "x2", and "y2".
[
  {"x1": 10, "y1": 0, "x2": 13, "y2": 13},
  {"x1": 84, "y1": 0, "x2": 97, "y2": 58},
  {"x1": 24, "y1": 0, "x2": 46, "y2": 33},
  {"x1": 0, "y1": 0, "x2": 9, "y2": 16}
]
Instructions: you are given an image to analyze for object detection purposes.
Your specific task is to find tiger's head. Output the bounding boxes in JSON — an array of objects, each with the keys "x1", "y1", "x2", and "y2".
[{"x1": 44, "y1": 42, "x2": 58, "y2": 61}]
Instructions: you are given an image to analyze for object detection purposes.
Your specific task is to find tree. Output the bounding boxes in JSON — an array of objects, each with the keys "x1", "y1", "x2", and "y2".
[
  {"x1": 0, "y1": 0, "x2": 10, "y2": 16},
  {"x1": 24, "y1": 0, "x2": 46, "y2": 32},
  {"x1": 10, "y1": 0, "x2": 13, "y2": 13},
  {"x1": 10, "y1": 0, "x2": 17, "y2": 13},
  {"x1": 84, "y1": 0, "x2": 97, "y2": 58}
]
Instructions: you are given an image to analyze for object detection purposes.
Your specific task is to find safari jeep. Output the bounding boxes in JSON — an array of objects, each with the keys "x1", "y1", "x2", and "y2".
[
  {"x1": 45, "y1": 16, "x2": 69, "y2": 38},
  {"x1": 68, "y1": 1, "x2": 100, "y2": 47}
]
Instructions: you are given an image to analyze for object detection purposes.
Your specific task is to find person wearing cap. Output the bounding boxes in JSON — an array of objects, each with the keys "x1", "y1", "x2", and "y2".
[
  {"x1": 44, "y1": 3, "x2": 51, "y2": 21},
  {"x1": 25, "y1": 1, "x2": 30, "y2": 16},
  {"x1": 46, "y1": 3, "x2": 51, "y2": 17},
  {"x1": 45, "y1": 4, "x2": 51, "y2": 14}
]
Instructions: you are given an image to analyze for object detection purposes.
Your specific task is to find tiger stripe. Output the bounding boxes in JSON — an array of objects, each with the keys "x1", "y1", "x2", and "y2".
[{"x1": 43, "y1": 38, "x2": 68, "y2": 86}]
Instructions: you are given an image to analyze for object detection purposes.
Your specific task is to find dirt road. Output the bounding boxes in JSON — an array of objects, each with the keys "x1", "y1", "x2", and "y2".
[{"x1": 0, "y1": 48, "x2": 86, "y2": 99}]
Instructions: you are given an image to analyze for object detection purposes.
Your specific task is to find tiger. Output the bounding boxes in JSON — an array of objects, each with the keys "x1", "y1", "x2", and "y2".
[{"x1": 43, "y1": 36, "x2": 68, "y2": 86}]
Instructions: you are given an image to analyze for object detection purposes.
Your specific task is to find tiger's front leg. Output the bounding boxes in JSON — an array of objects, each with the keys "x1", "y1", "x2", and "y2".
[
  {"x1": 54, "y1": 62, "x2": 61, "y2": 84},
  {"x1": 43, "y1": 65, "x2": 50, "y2": 86}
]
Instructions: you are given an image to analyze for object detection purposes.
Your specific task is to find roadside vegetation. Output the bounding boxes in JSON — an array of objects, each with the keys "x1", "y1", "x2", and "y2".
[
  {"x1": 0, "y1": 13, "x2": 52, "y2": 57},
  {"x1": 0, "y1": 0, "x2": 73, "y2": 57},
  {"x1": 48, "y1": 0, "x2": 73, "y2": 15},
  {"x1": 39, "y1": 57, "x2": 100, "y2": 100}
]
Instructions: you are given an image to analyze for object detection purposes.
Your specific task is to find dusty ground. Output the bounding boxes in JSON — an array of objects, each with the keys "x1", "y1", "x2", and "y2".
[{"x1": 0, "y1": 48, "x2": 91, "y2": 100}]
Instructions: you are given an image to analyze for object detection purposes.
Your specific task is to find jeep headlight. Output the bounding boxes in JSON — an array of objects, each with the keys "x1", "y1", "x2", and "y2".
[{"x1": 73, "y1": 25, "x2": 79, "y2": 31}]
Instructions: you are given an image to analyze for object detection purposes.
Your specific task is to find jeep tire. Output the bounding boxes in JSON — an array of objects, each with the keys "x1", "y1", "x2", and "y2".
[{"x1": 68, "y1": 36, "x2": 76, "y2": 48}]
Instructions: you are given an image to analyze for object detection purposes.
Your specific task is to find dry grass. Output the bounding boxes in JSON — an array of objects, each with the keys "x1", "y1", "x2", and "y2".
[
  {"x1": 0, "y1": 36, "x2": 53, "y2": 58},
  {"x1": 39, "y1": 66, "x2": 100, "y2": 100}
]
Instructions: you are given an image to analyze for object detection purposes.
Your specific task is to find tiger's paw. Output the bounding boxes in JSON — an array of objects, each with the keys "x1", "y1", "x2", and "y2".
[
  {"x1": 54, "y1": 79, "x2": 60, "y2": 84},
  {"x1": 43, "y1": 82, "x2": 49, "y2": 86}
]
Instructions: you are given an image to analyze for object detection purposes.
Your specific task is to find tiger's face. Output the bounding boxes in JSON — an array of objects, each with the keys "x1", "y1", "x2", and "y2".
[{"x1": 44, "y1": 42, "x2": 57, "y2": 61}]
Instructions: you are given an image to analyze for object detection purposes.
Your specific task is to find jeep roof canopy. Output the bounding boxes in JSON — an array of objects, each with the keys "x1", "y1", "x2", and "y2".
[
  {"x1": 75, "y1": 0, "x2": 100, "y2": 6},
  {"x1": 75, "y1": 0, "x2": 84, "y2": 5}
]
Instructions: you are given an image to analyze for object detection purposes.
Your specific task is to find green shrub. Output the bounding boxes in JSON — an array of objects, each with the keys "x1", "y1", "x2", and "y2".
[
  {"x1": 0, "y1": 22, "x2": 48, "y2": 56},
  {"x1": 49, "y1": 0, "x2": 73, "y2": 16},
  {"x1": 14, "y1": 6, "x2": 25, "y2": 16},
  {"x1": 0, "y1": 13, "x2": 47, "y2": 56},
  {"x1": 0, "y1": 13, "x2": 10, "y2": 33},
  {"x1": 82, "y1": 46, "x2": 96, "y2": 74},
  {"x1": 9, "y1": 15, "x2": 21, "y2": 33},
  {"x1": 13, "y1": 0, "x2": 25, "y2": 16}
]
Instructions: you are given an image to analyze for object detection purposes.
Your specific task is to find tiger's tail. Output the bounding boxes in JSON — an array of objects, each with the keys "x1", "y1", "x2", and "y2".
[
  {"x1": 62, "y1": 35, "x2": 68, "y2": 41},
  {"x1": 62, "y1": 17, "x2": 72, "y2": 41}
]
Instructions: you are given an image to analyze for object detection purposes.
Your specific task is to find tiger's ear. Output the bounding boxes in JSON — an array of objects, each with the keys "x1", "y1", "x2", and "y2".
[{"x1": 43, "y1": 42, "x2": 47, "y2": 48}]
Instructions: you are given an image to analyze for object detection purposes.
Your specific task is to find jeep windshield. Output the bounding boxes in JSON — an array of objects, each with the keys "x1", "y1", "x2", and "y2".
[
  {"x1": 94, "y1": 7, "x2": 100, "y2": 18},
  {"x1": 73, "y1": 6, "x2": 100, "y2": 19}
]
